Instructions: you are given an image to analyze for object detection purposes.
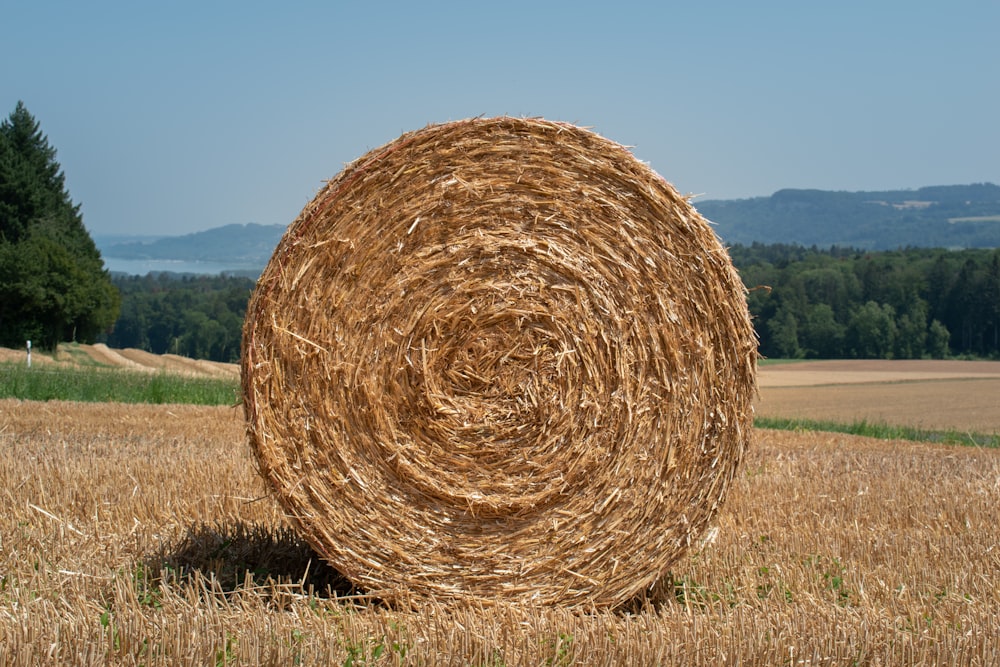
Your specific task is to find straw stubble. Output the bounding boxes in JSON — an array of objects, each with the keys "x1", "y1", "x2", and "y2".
[{"x1": 241, "y1": 116, "x2": 757, "y2": 608}]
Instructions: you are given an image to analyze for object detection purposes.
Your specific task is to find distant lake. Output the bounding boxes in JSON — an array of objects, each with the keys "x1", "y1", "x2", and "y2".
[{"x1": 103, "y1": 257, "x2": 263, "y2": 276}]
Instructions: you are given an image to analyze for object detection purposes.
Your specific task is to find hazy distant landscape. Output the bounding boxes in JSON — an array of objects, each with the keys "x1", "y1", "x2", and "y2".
[
  {"x1": 95, "y1": 222, "x2": 285, "y2": 275},
  {"x1": 697, "y1": 183, "x2": 1000, "y2": 249},
  {"x1": 94, "y1": 183, "x2": 1000, "y2": 277}
]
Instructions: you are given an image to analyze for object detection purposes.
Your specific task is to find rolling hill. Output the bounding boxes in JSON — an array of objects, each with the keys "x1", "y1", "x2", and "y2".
[{"x1": 696, "y1": 183, "x2": 1000, "y2": 249}]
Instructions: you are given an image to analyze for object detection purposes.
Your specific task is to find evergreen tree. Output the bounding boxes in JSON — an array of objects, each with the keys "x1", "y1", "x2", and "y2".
[{"x1": 0, "y1": 101, "x2": 119, "y2": 349}]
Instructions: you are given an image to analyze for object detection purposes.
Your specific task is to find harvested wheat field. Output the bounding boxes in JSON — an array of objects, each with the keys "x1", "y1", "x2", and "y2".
[
  {"x1": 756, "y1": 359, "x2": 1000, "y2": 434},
  {"x1": 1, "y1": 397, "x2": 998, "y2": 665}
]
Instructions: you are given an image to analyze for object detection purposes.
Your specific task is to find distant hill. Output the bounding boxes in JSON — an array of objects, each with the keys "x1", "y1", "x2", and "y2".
[
  {"x1": 99, "y1": 223, "x2": 286, "y2": 265},
  {"x1": 696, "y1": 183, "x2": 1000, "y2": 249},
  {"x1": 94, "y1": 184, "x2": 1000, "y2": 272}
]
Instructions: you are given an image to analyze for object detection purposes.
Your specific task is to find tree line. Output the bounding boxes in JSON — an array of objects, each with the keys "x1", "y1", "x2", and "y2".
[
  {"x1": 734, "y1": 243, "x2": 1000, "y2": 360},
  {"x1": 3, "y1": 101, "x2": 1000, "y2": 363},
  {"x1": 97, "y1": 244, "x2": 1000, "y2": 364},
  {"x1": 104, "y1": 273, "x2": 254, "y2": 363}
]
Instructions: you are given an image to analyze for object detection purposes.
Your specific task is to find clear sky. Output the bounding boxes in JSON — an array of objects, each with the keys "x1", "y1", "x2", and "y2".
[{"x1": 4, "y1": 1, "x2": 998, "y2": 237}]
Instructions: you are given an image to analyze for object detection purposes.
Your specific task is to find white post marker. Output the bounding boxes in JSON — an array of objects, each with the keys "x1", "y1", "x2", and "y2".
[{"x1": 26, "y1": 340, "x2": 31, "y2": 368}]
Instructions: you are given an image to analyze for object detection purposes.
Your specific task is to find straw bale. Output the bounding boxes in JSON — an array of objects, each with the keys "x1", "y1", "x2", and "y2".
[{"x1": 241, "y1": 116, "x2": 757, "y2": 608}]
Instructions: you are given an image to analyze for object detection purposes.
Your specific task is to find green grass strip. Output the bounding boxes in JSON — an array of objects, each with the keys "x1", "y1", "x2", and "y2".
[
  {"x1": 755, "y1": 416, "x2": 999, "y2": 448},
  {"x1": 0, "y1": 362, "x2": 239, "y2": 406}
]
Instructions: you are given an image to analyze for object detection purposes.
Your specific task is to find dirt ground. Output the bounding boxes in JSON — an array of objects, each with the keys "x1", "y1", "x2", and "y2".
[
  {"x1": 757, "y1": 358, "x2": 1000, "y2": 387},
  {"x1": 755, "y1": 359, "x2": 1000, "y2": 433}
]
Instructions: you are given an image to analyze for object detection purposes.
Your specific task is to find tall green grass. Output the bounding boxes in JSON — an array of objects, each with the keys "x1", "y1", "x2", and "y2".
[
  {"x1": 0, "y1": 363, "x2": 239, "y2": 406},
  {"x1": 755, "y1": 416, "x2": 999, "y2": 448}
]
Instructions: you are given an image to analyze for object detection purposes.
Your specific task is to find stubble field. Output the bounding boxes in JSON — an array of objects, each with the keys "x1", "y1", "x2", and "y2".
[{"x1": 1, "y1": 357, "x2": 999, "y2": 665}]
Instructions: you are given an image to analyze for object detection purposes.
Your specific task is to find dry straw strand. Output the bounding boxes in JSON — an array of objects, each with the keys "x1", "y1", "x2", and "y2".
[{"x1": 241, "y1": 116, "x2": 757, "y2": 608}]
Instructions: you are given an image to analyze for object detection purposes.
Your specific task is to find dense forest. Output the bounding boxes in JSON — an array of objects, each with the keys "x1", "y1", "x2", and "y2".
[
  {"x1": 104, "y1": 273, "x2": 254, "y2": 362},
  {"x1": 99, "y1": 245, "x2": 1000, "y2": 363},
  {"x1": 734, "y1": 244, "x2": 1000, "y2": 360}
]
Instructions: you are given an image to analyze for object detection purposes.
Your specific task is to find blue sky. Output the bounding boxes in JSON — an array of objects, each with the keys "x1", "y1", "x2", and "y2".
[{"x1": 4, "y1": 1, "x2": 998, "y2": 237}]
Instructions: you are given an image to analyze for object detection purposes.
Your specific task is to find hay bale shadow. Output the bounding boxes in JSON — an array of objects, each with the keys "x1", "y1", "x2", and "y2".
[
  {"x1": 618, "y1": 573, "x2": 721, "y2": 615},
  {"x1": 148, "y1": 521, "x2": 359, "y2": 598},
  {"x1": 144, "y1": 522, "x2": 709, "y2": 614}
]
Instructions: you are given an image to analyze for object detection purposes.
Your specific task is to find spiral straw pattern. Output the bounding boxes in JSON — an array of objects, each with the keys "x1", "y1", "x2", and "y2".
[{"x1": 241, "y1": 116, "x2": 757, "y2": 608}]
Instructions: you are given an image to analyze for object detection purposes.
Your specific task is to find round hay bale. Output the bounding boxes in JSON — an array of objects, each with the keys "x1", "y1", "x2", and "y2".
[{"x1": 241, "y1": 116, "x2": 757, "y2": 608}]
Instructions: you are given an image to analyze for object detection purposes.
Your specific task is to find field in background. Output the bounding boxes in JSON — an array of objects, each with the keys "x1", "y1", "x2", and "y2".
[
  {"x1": 6, "y1": 345, "x2": 1000, "y2": 433},
  {"x1": 1, "y1": 396, "x2": 999, "y2": 664},
  {"x1": 0, "y1": 343, "x2": 238, "y2": 379},
  {"x1": 755, "y1": 359, "x2": 1000, "y2": 434}
]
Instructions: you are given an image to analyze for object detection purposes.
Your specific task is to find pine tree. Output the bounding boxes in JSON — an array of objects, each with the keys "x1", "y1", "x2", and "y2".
[{"x1": 0, "y1": 101, "x2": 120, "y2": 350}]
